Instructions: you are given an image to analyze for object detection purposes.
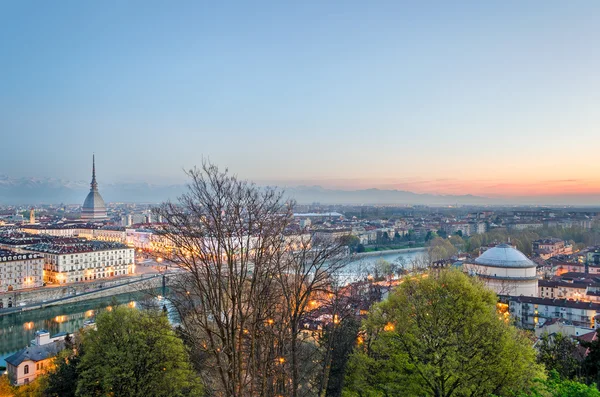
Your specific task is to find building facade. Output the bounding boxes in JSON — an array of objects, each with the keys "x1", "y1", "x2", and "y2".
[
  {"x1": 25, "y1": 241, "x2": 135, "y2": 284},
  {"x1": 509, "y1": 296, "x2": 600, "y2": 329},
  {"x1": 463, "y1": 243, "x2": 538, "y2": 297},
  {"x1": 0, "y1": 250, "x2": 44, "y2": 297},
  {"x1": 5, "y1": 331, "x2": 65, "y2": 386}
]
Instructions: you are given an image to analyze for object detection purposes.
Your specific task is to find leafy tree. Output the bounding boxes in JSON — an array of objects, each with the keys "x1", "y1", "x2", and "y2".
[
  {"x1": 45, "y1": 346, "x2": 81, "y2": 397},
  {"x1": 323, "y1": 317, "x2": 361, "y2": 397},
  {"x1": 515, "y1": 370, "x2": 600, "y2": 397},
  {"x1": 448, "y1": 235, "x2": 464, "y2": 251},
  {"x1": 339, "y1": 235, "x2": 360, "y2": 252},
  {"x1": 425, "y1": 231, "x2": 437, "y2": 242},
  {"x1": 582, "y1": 330, "x2": 600, "y2": 386},
  {"x1": 537, "y1": 333, "x2": 583, "y2": 380},
  {"x1": 343, "y1": 270, "x2": 544, "y2": 397},
  {"x1": 0, "y1": 375, "x2": 13, "y2": 397},
  {"x1": 377, "y1": 232, "x2": 390, "y2": 246},
  {"x1": 370, "y1": 259, "x2": 397, "y2": 281},
  {"x1": 0, "y1": 373, "x2": 47, "y2": 397},
  {"x1": 12, "y1": 376, "x2": 47, "y2": 397},
  {"x1": 75, "y1": 306, "x2": 203, "y2": 397},
  {"x1": 427, "y1": 237, "x2": 457, "y2": 263}
]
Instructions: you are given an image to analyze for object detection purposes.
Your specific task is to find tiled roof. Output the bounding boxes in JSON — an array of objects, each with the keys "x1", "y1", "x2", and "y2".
[{"x1": 5, "y1": 341, "x2": 64, "y2": 367}]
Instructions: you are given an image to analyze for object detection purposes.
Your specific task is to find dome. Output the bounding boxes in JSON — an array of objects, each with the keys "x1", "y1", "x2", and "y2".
[
  {"x1": 474, "y1": 244, "x2": 535, "y2": 268},
  {"x1": 81, "y1": 155, "x2": 108, "y2": 220},
  {"x1": 82, "y1": 191, "x2": 106, "y2": 212}
]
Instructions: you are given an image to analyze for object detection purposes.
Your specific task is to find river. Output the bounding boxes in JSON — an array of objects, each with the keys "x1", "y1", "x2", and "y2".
[
  {"x1": 0, "y1": 289, "x2": 176, "y2": 368},
  {"x1": 338, "y1": 248, "x2": 426, "y2": 283},
  {"x1": 0, "y1": 249, "x2": 425, "y2": 368}
]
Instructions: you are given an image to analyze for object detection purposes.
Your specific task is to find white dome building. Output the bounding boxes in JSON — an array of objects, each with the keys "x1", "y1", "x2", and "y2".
[{"x1": 465, "y1": 244, "x2": 538, "y2": 297}]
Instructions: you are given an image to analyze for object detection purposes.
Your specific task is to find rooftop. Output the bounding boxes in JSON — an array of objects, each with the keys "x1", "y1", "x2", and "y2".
[
  {"x1": 0, "y1": 250, "x2": 42, "y2": 262},
  {"x1": 511, "y1": 296, "x2": 600, "y2": 310},
  {"x1": 5, "y1": 340, "x2": 65, "y2": 367},
  {"x1": 25, "y1": 240, "x2": 130, "y2": 254},
  {"x1": 473, "y1": 243, "x2": 536, "y2": 268}
]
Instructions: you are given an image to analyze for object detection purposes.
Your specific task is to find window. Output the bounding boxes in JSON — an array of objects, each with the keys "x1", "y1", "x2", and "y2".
[{"x1": 24, "y1": 365, "x2": 29, "y2": 374}]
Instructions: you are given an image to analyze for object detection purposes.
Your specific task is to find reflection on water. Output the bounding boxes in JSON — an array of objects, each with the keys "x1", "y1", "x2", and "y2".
[
  {"x1": 0, "y1": 289, "x2": 175, "y2": 367},
  {"x1": 339, "y1": 249, "x2": 425, "y2": 283}
]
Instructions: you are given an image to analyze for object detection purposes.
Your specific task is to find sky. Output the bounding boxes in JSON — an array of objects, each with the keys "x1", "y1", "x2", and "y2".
[{"x1": 1, "y1": 1, "x2": 600, "y2": 200}]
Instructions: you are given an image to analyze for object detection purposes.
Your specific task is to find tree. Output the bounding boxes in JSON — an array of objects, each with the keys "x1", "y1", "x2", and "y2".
[
  {"x1": 339, "y1": 235, "x2": 360, "y2": 252},
  {"x1": 515, "y1": 370, "x2": 600, "y2": 397},
  {"x1": 321, "y1": 317, "x2": 361, "y2": 397},
  {"x1": 154, "y1": 161, "x2": 347, "y2": 397},
  {"x1": 582, "y1": 330, "x2": 600, "y2": 386},
  {"x1": 370, "y1": 259, "x2": 396, "y2": 281},
  {"x1": 425, "y1": 231, "x2": 437, "y2": 242},
  {"x1": 448, "y1": 235, "x2": 464, "y2": 251},
  {"x1": 537, "y1": 333, "x2": 583, "y2": 380},
  {"x1": 343, "y1": 270, "x2": 544, "y2": 397},
  {"x1": 45, "y1": 346, "x2": 81, "y2": 397},
  {"x1": 75, "y1": 306, "x2": 202, "y2": 397},
  {"x1": 11, "y1": 376, "x2": 47, "y2": 397},
  {"x1": 427, "y1": 237, "x2": 457, "y2": 263},
  {"x1": 394, "y1": 256, "x2": 408, "y2": 275},
  {"x1": 0, "y1": 375, "x2": 13, "y2": 397}
]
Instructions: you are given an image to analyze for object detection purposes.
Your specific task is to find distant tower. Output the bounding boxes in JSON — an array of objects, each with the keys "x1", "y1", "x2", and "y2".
[
  {"x1": 29, "y1": 208, "x2": 35, "y2": 224},
  {"x1": 81, "y1": 155, "x2": 108, "y2": 220}
]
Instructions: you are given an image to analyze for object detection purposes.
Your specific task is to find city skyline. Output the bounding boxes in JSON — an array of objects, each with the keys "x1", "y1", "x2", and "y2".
[{"x1": 2, "y1": 1, "x2": 600, "y2": 202}]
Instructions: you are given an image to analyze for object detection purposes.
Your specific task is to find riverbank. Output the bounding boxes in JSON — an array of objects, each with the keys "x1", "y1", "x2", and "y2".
[
  {"x1": 354, "y1": 247, "x2": 426, "y2": 258},
  {"x1": 0, "y1": 291, "x2": 164, "y2": 367},
  {"x1": 0, "y1": 274, "x2": 164, "y2": 317}
]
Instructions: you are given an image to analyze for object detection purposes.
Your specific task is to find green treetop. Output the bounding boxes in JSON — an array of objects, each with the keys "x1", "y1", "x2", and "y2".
[
  {"x1": 343, "y1": 269, "x2": 544, "y2": 397},
  {"x1": 68, "y1": 306, "x2": 202, "y2": 397}
]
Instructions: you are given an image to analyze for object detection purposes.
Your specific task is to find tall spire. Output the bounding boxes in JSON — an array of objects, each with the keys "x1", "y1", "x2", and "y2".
[{"x1": 90, "y1": 154, "x2": 98, "y2": 191}]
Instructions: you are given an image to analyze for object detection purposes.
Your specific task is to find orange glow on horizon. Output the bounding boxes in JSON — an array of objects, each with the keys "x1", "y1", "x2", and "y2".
[{"x1": 275, "y1": 176, "x2": 600, "y2": 199}]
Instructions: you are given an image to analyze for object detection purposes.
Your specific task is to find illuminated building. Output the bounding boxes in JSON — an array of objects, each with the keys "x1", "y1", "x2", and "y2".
[
  {"x1": 510, "y1": 296, "x2": 600, "y2": 329},
  {"x1": 463, "y1": 243, "x2": 538, "y2": 297},
  {"x1": 0, "y1": 250, "x2": 44, "y2": 308},
  {"x1": 24, "y1": 241, "x2": 135, "y2": 284},
  {"x1": 5, "y1": 330, "x2": 66, "y2": 386}
]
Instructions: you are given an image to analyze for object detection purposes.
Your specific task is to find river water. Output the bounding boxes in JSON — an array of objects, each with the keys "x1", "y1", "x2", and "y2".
[
  {"x1": 337, "y1": 248, "x2": 426, "y2": 283},
  {"x1": 0, "y1": 249, "x2": 425, "y2": 367},
  {"x1": 0, "y1": 290, "x2": 175, "y2": 368}
]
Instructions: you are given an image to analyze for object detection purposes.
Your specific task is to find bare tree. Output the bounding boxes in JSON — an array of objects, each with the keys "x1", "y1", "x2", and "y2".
[
  {"x1": 272, "y1": 234, "x2": 348, "y2": 397},
  {"x1": 154, "y1": 161, "x2": 348, "y2": 397}
]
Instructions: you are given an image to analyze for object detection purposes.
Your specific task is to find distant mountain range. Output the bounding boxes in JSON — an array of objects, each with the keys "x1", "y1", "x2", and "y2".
[
  {"x1": 1, "y1": 176, "x2": 598, "y2": 206},
  {"x1": 283, "y1": 186, "x2": 491, "y2": 206},
  {"x1": 0, "y1": 175, "x2": 490, "y2": 205},
  {"x1": 0, "y1": 175, "x2": 185, "y2": 205}
]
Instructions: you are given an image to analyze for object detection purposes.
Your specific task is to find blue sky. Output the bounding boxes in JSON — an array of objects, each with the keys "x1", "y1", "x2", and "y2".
[{"x1": 1, "y1": 1, "x2": 599, "y2": 197}]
